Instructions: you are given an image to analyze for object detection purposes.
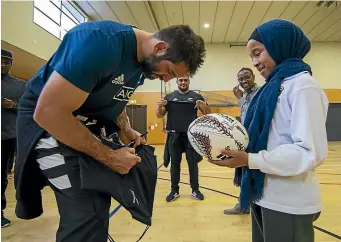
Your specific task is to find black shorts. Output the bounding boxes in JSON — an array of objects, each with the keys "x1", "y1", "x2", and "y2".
[{"x1": 36, "y1": 134, "x2": 111, "y2": 242}]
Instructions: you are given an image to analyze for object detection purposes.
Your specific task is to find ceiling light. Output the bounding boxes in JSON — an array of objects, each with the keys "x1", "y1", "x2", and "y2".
[{"x1": 203, "y1": 23, "x2": 210, "y2": 28}]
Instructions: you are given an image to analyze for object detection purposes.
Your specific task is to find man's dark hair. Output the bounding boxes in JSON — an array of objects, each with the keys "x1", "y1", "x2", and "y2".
[
  {"x1": 153, "y1": 25, "x2": 206, "y2": 77},
  {"x1": 238, "y1": 67, "x2": 254, "y2": 75}
]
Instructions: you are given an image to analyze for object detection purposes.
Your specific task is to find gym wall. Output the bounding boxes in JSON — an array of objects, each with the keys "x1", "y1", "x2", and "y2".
[
  {"x1": 1, "y1": 1, "x2": 61, "y2": 61},
  {"x1": 138, "y1": 42, "x2": 341, "y2": 91},
  {"x1": 2, "y1": 1, "x2": 341, "y2": 144},
  {"x1": 134, "y1": 43, "x2": 341, "y2": 144}
]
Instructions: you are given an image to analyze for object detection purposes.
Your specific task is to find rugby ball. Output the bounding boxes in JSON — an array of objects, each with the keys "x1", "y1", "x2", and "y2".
[{"x1": 187, "y1": 113, "x2": 249, "y2": 160}]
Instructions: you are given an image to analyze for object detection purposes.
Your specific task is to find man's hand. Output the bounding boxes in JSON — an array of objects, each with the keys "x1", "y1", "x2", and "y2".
[
  {"x1": 233, "y1": 85, "x2": 243, "y2": 99},
  {"x1": 119, "y1": 128, "x2": 146, "y2": 147},
  {"x1": 195, "y1": 100, "x2": 206, "y2": 109},
  {"x1": 2, "y1": 98, "x2": 16, "y2": 109},
  {"x1": 195, "y1": 100, "x2": 211, "y2": 115},
  {"x1": 156, "y1": 99, "x2": 167, "y2": 118},
  {"x1": 105, "y1": 147, "x2": 141, "y2": 174},
  {"x1": 157, "y1": 99, "x2": 167, "y2": 109},
  {"x1": 209, "y1": 149, "x2": 248, "y2": 168}
]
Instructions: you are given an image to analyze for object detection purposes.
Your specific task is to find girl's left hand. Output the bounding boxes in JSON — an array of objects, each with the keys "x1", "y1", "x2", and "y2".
[{"x1": 209, "y1": 149, "x2": 249, "y2": 168}]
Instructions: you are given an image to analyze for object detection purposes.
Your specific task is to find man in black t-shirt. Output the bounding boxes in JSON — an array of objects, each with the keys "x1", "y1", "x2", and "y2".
[
  {"x1": 14, "y1": 21, "x2": 206, "y2": 242},
  {"x1": 156, "y1": 76, "x2": 210, "y2": 202}
]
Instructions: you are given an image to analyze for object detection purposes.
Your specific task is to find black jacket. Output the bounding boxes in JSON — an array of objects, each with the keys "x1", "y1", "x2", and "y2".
[{"x1": 163, "y1": 132, "x2": 203, "y2": 168}]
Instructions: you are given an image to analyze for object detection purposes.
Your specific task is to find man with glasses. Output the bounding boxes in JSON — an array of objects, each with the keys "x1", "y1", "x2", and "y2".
[
  {"x1": 223, "y1": 67, "x2": 259, "y2": 215},
  {"x1": 157, "y1": 76, "x2": 210, "y2": 202},
  {"x1": 1, "y1": 49, "x2": 26, "y2": 227}
]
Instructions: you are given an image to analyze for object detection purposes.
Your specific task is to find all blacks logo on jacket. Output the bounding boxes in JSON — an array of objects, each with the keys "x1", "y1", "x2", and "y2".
[{"x1": 113, "y1": 86, "x2": 135, "y2": 101}]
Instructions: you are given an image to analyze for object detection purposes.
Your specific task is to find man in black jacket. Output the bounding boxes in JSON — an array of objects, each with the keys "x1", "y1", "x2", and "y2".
[
  {"x1": 156, "y1": 76, "x2": 210, "y2": 202},
  {"x1": 1, "y1": 49, "x2": 26, "y2": 227}
]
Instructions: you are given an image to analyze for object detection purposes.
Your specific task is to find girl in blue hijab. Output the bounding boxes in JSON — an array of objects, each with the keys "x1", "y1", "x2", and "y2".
[{"x1": 209, "y1": 19, "x2": 329, "y2": 242}]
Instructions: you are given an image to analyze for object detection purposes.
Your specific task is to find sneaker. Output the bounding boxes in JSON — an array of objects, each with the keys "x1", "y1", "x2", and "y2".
[
  {"x1": 1, "y1": 211, "x2": 11, "y2": 228},
  {"x1": 166, "y1": 190, "x2": 180, "y2": 202},
  {"x1": 192, "y1": 189, "x2": 204, "y2": 200},
  {"x1": 223, "y1": 202, "x2": 250, "y2": 215}
]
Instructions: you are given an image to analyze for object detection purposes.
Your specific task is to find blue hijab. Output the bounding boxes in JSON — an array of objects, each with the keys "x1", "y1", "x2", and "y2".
[{"x1": 234, "y1": 19, "x2": 312, "y2": 211}]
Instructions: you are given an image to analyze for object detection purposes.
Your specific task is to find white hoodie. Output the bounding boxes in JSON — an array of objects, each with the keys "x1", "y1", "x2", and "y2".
[{"x1": 248, "y1": 71, "x2": 329, "y2": 215}]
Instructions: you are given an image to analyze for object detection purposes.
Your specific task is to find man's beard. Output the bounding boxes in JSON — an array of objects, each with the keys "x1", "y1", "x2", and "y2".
[
  {"x1": 140, "y1": 55, "x2": 159, "y2": 80},
  {"x1": 178, "y1": 85, "x2": 189, "y2": 92}
]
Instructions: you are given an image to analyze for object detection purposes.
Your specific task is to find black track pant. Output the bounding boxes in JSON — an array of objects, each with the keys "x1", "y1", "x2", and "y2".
[{"x1": 169, "y1": 132, "x2": 199, "y2": 192}]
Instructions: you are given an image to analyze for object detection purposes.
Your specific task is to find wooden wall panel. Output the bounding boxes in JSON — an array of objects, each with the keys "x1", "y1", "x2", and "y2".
[
  {"x1": 324, "y1": 89, "x2": 341, "y2": 103},
  {"x1": 130, "y1": 92, "x2": 167, "y2": 144},
  {"x1": 132, "y1": 89, "x2": 341, "y2": 144}
]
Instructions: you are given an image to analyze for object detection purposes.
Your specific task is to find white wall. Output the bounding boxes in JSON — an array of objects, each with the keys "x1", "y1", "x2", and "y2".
[
  {"x1": 306, "y1": 42, "x2": 341, "y2": 89},
  {"x1": 1, "y1": 1, "x2": 61, "y2": 60},
  {"x1": 138, "y1": 42, "x2": 341, "y2": 92}
]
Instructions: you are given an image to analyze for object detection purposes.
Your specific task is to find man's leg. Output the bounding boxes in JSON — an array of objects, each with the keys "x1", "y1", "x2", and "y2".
[
  {"x1": 7, "y1": 138, "x2": 16, "y2": 174},
  {"x1": 36, "y1": 136, "x2": 111, "y2": 242},
  {"x1": 52, "y1": 186, "x2": 111, "y2": 242},
  {"x1": 185, "y1": 141, "x2": 204, "y2": 200},
  {"x1": 1, "y1": 139, "x2": 12, "y2": 227},
  {"x1": 261, "y1": 206, "x2": 320, "y2": 242},
  {"x1": 167, "y1": 134, "x2": 183, "y2": 202}
]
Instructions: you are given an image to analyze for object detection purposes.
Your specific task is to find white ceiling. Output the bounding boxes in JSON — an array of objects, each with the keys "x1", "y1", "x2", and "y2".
[{"x1": 73, "y1": 1, "x2": 341, "y2": 43}]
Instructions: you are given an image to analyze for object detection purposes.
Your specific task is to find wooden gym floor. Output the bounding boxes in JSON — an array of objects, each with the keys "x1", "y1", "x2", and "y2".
[{"x1": 2, "y1": 142, "x2": 341, "y2": 242}]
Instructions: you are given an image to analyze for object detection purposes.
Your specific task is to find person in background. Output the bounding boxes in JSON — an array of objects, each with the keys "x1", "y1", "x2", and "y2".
[
  {"x1": 1, "y1": 49, "x2": 26, "y2": 227},
  {"x1": 223, "y1": 67, "x2": 259, "y2": 215},
  {"x1": 157, "y1": 76, "x2": 210, "y2": 202}
]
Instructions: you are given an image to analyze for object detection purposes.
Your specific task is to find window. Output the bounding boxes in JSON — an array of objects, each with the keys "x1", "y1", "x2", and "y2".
[{"x1": 33, "y1": 0, "x2": 87, "y2": 40}]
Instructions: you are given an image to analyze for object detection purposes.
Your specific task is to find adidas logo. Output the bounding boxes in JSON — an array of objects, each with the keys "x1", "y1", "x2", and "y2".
[{"x1": 112, "y1": 74, "x2": 124, "y2": 85}]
